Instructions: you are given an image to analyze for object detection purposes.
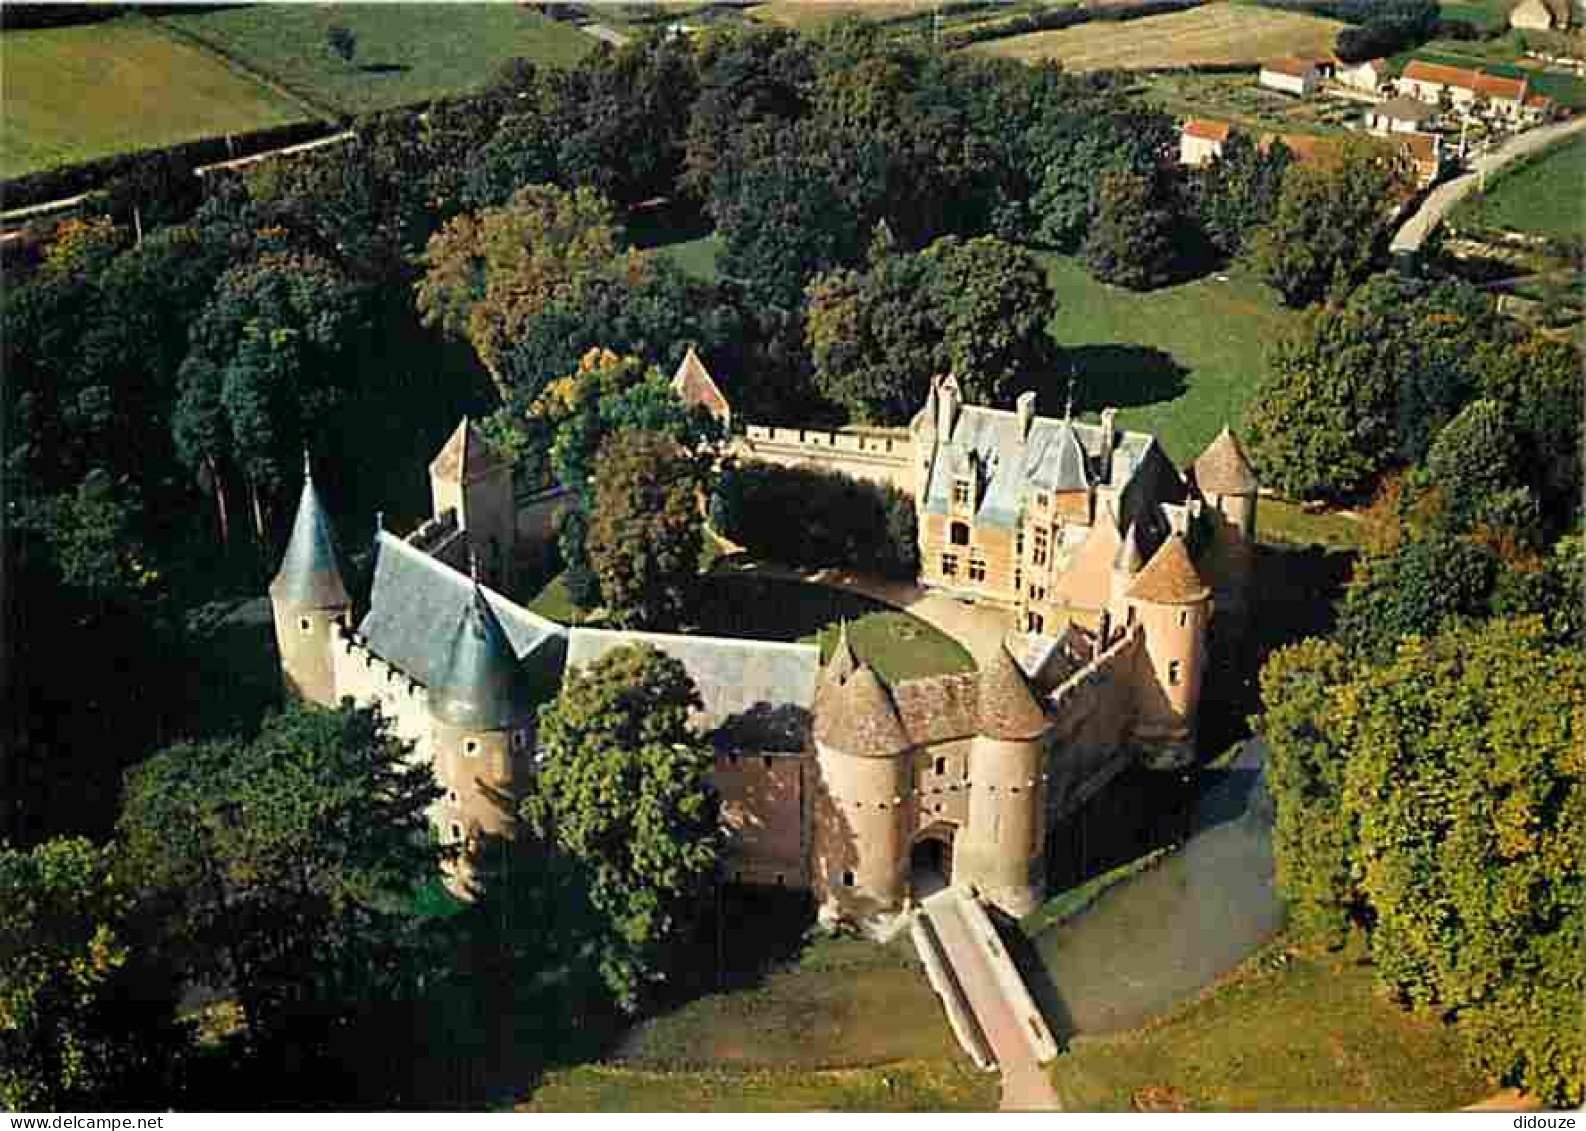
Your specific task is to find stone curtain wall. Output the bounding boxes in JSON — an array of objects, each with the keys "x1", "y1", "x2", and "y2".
[
  {"x1": 1043, "y1": 626, "x2": 1146, "y2": 821},
  {"x1": 713, "y1": 751, "x2": 811, "y2": 889},
  {"x1": 734, "y1": 425, "x2": 918, "y2": 493}
]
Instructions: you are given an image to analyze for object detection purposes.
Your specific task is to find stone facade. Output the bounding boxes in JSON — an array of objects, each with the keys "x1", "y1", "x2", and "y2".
[{"x1": 269, "y1": 356, "x2": 1256, "y2": 923}]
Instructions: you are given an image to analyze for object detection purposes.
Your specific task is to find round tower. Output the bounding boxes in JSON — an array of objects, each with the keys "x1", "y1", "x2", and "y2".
[
  {"x1": 428, "y1": 582, "x2": 534, "y2": 899},
  {"x1": 955, "y1": 642, "x2": 1049, "y2": 918},
  {"x1": 269, "y1": 454, "x2": 351, "y2": 707},
  {"x1": 1192, "y1": 426, "x2": 1259, "y2": 617},
  {"x1": 811, "y1": 660, "x2": 913, "y2": 925},
  {"x1": 1122, "y1": 533, "x2": 1212, "y2": 771}
]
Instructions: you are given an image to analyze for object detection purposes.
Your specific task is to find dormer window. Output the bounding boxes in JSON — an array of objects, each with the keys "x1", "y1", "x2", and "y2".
[{"x1": 953, "y1": 479, "x2": 972, "y2": 508}]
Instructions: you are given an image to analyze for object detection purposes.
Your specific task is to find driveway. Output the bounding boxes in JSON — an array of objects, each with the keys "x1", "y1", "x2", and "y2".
[{"x1": 1391, "y1": 115, "x2": 1586, "y2": 254}]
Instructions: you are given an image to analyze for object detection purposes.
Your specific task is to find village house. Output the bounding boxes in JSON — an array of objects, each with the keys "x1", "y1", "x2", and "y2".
[
  {"x1": 1259, "y1": 56, "x2": 1321, "y2": 96},
  {"x1": 1179, "y1": 118, "x2": 1231, "y2": 167},
  {"x1": 1336, "y1": 57, "x2": 1390, "y2": 93},
  {"x1": 1397, "y1": 60, "x2": 1533, "y2": 121},
  {"x1": 1367, "y1": 94, "x2": 1441, "y2": 135},
  {"x1": 1510, "y1": 0, "x2": 1574, "y2": 31}
]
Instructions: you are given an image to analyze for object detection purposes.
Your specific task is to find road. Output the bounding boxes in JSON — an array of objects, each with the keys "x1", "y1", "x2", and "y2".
[{"x1": 1391, "y1": 115, "x2": 1586, "y2": 255}]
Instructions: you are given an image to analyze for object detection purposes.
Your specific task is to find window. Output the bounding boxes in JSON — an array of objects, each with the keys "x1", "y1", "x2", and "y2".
[
  {"x1": 510, "y1": 730, "x2": 529, "y2": 753},
  {"x1": 463, "y1": 739, "x2": 480, "y2": 757},
  {"x1": 298, "y1": 616, "x2": 313, "y2": 634},
  {"x1": 449, "y1": 821, "x2": 463, "y2": 844},
  {"x1": 941, "y1": 553, "x2": 960, "y2": 577},
  {"x1": 949, "y1": 520, "x2": 970, "y2": 546},
  {"x1": 1126, "y1": 605, "x2": 1136, "y2": 626},
  {"x1": 968, "y1": 555, "x2": 987, "y2": 583},
  {"x1": 1032, "y1": 526, "x2": 1049, "y2": 566},
  {"x1": 1036, "y1": 492, "x2": 1050, "y2": 509},
  {"x1": 1014, "y1": 568, "x2": 1023, "y2": 592},
  {"x1": 842, "y1": 870, "x2": 856, "y2": 888},
  {"x1": 934, "y1": 756, "x2": 946, "y2": 776},
  {"x1": 1029, "y1": 585, "x2": 1045, "y2": 603},
  {"x1": 447, "y1": 790, "x2": 459, "y2": 805},
  {"x1": 1015, "y1": 524, "x2": 1025, "y2": 558},
  {"x1": 1169, "y1": 660, "x2": 1182, "y2": 686},
  {"x1": 953, "y1": 479, "x2": 972, "y2": 508},
  {"x1": 1179, "y1": 609, "x2": 1189, "y2": 627},
  {"x1": 1026, "y1": 611, "x2": 1045, "y2": 633},
  {"x1": 775, "y1": 873, "x2": 785, "y2": 886}
]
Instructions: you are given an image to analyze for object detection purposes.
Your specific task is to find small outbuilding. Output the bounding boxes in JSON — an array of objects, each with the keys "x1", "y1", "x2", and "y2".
[{"x1": 1260, "y1": 56, "x2": 1321, "y2": 97}]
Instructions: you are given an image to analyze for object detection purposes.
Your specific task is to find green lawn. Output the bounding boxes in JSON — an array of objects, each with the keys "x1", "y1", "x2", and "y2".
[
  {"x1": 158, "y1": 3, "x2": 594, "y2": 116},
  {"x1": 1051, "y1": 942, "x2": 1492, "y2": 1111},
  {"x1": 0, "y1": 17, "x2": 305, "y2": 177},
  {"x1": 1452, "y1": 133, "x2": 1586, "y2": 241},
  {"x1": 524, "y1": 1059, "x2": 995, "y2": 1111},
  {"x1": 1256, "y1": 497, "x2": 1364, "y2": 549},
  {"x1": 1437, "y1": 0, "x2": 1513, "y2": 32},
  {"x1": 1039, "y1": 254, "x2": 1298, "y2": 466},
  {"x1": 528, "y1": 571, "x2": 976, "y2": 684}
]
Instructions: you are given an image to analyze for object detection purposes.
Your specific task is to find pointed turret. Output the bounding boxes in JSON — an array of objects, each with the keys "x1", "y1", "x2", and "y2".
[
  {"x1": 429, "y1": 417, "x2": 516, "y2": 591},
  {"x1": 814, "y1": 663, "x2": 911, "y2": 758},
  {"x1": 428, "y1": 584, "x2": 530, "y2": 731},
  {"x1": 1193, "y1": 426, "x2": 1258, "y2": 497},
  {"x1": 825, "y1": 621, "x2": 858, "y2": 686},
  {"x1": 1126, "y1": 533, "x2": 1211, "y2": 605},
  {"x1": 976, "y1": 641, "x2": 1050, "y2": 742},
  {"x1": 271, "y1": 455, "x2": 349, "y2": 610},
  {"x1": 430, "y1": 417, "x2": 511, "y2": 488},
  {"x1": 670, "y1": 346, "x2": 732, "y2": 429}
]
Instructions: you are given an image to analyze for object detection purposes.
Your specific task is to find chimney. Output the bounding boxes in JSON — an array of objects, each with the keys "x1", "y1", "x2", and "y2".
[
  {"x1": 1099, "y1": 407, "x2": 1119, "y2": 481},
  {"x1": 1017, "y1": 391, "x2": 1037, "y2": 440},
  {"x1": 937, "y1": 374, "x2": 961, "y2": 441}
]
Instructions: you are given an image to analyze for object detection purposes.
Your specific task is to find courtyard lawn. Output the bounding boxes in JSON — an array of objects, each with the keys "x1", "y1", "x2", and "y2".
[
  {"x1": 966, "y1": 2, "x2": 1344, "y2": 70},
  {"x1": 1050, "y1": 942, "x2": 1492, "y2": 1111},
  {"x1": 1039, "y1": 254, "x2": 1299, "y2": 466},
  {"x1": 0, "y1": 17, "x2": 306, "y2": 177},
  {"x1": 523, "y1": 1059, "x2": 995, "y2": 1111},
  {"x1": 157, "y1": 3, "x2": 594, "y2": 117},
  {"x1": 1451, "y1": 133, "x2": 1586, "y2": 240}
]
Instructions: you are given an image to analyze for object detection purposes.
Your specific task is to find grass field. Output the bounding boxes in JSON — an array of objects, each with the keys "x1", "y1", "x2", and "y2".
[
  {"x1": 967, "y1": 2, "x2": 1344, "y2": 70},
  {"x1": 1144, "y1": 72, "x2": 1359, "y2": 137},
  {"x1": 1453, "y1": 133, "x2": 1586, "y2": 240},
  {"x1": 1050, "y1": 942, "x2": 1492, "y2": 1111},
  {"x1": 1438, "y1": 0, "x2": 1513, "y2": 32},
  {"x1": 748, "y1": 1, "x2": 942, "y2": 30},
  {"x1": 159, "y1": 3, "x2": 594, "y2": 116},
  {"x1": 1039, "y1": 254, "x2": 1298, "y2": 466},
  {"x1": 1256, "y1": 498, "x2": 1364, "y2": 549},
  {"x1": 0, "y1": 17, "x2": 305, "y2": 177},
  {"x1": 524, "y1": 1059, "x2": 995, "y2": 1111}
]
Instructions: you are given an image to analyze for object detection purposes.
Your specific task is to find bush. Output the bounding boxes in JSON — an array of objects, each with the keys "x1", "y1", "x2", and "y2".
[{"x1": 711, "y1": 462, "x2": 919, "y2": 580}]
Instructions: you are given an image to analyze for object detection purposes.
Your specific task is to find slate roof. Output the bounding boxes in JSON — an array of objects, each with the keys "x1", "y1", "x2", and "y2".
[
  {"x1": 1193, "y1": 426, "x2": 1259, "y2": 496},
  {"x1": 430, "y1": 417, "x2": 512, "y2": 485},
  {"x1": 976, "y1": 642, "x2": 1051, "y2": 742},
  {"x1": 358, "y1": 531, "x2": 565, "y2": 697},
  {"x1": 1126, "y1": 533, "x2": 1211, "y2": 605},
  {"x1": 270, "y1": 463, "x2": 350, "y2": 610},
  {"x1": 1009, "y1": 628, "x2": 1083, "y2": 695},
  {"x1": 814, "y1": 664, "x2": 912, "y2": 757},
  {"x1": 429, "y1": 585, "x2": 536, "y2": 730},
  {"x1": 891, "y1": 671, "x2": 980, "y2": 747},
  {"x1": 566, "y1": 628, "x2": 818, "y2": 753},
  {"x1": 922, "y1": 402, "x2": 1182, "y2": 532}
]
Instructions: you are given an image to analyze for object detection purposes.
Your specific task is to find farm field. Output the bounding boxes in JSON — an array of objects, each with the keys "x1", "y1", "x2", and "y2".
[
  {"x1": 748, "y1": 1, "x2": 945, "y2": 30},
  {"x1": 159, "y1": 3, "x2": 595, "y2": 116},
  {"x1": 0, "y1": 17, "x2": 305, "y2": 178},
  {"x1": 1038, "y1": 254, "x2": 1297, "y2": 466},
  {"x1": 1452, "y1": 133, "x2": 1586, "y2": 239},
  {"x1": 966, "y1": 2, "x2": 1344, "y2": 70}
]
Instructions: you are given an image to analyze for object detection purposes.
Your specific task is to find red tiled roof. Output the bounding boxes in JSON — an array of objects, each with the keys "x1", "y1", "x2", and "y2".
[
  {"x1": 1194, "y1": 427, "x2": 1258, "y2": 496},
  {"x1": 1402, "y1": 60, "x2": 1483, "y2": 90},
  {"x1": 1399, "y1": 132, "x2": 1441, "y2": 164},
  {"x1": 1526, "y1": 93, "x2": 1555, "y2": 109},
  {"x1": 1262, "y1": 56, "x2": 1318, "y2": 79},
  {"x1": 1474, "y1": 72, "x2": 1527, "y2": 101},
  {"x1": 1184, "y1": 118, "x2": 1232, "y2": 143},
  {"x1": 1127, "y1": 535, "x2": 1211, "y2": 605},
  {"x1": 976, "y1": 644, "x2": 1050, "y2": 742}
]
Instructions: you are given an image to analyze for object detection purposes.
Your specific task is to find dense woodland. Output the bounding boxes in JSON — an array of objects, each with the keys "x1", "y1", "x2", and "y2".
[{"x1": 2, "y1": 18, "x2": 1581, "y2": 1110}]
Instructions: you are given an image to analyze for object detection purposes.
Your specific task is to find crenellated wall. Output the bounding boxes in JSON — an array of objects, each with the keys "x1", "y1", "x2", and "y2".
[
  {"x1": 733, "y1": 425, "x2": 917, "y2": 492},
  {"x1": 329, "y1": 623, "x2": 435, "y2": 770},
  {"x1": 1042, "y1": 625, "x2": 1146, "y2": 822}
]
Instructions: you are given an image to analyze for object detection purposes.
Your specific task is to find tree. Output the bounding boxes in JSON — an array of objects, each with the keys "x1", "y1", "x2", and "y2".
[
  {"x1": 1251, "y1": 138, "x2": 1416, "y2": 307},
  {"x1": 1082, "y1": 167, "x2": 1178, "y2": 290},
  {"x1": 1242, "y1": 302, "x2": 1400, "y2": 501},
  {"x1": 806, "y1": 233, "x2": 1056, "y2": 424},
  {"x1": 1026, "y1": 108, "x2": 1177, "y2": 252},
  {"x1": 1338, "y1": 618, "x2": 1584, "y2": 1107},
  {"x1": 587, "y1": 430, "x2": 707, "y2": 631},
  {"x1": 524, "y1": 644, "x2": 720, "y2": 1012},
  {"x1": 1424, "y1": 399, "x2": 1526, "y2": 530},
  {"x1": 1336, "y1": 531, "x2": 1498, "y2": 657},
  {"x1": 415, "y1": 184, "x2": 628, "y2": 399},
  {"x1": 117, "y1": 703, "x2": 443, "y2": 1040},
  {"x1": 326, "y1": 25, "x2": 356, "y2": 66},
  {"x1": 0, "y1": 838, "x2": 190, "y2": 1110},
  {"x1": 1192, "y1": 132, "x2": 1292, "y2": 260}
]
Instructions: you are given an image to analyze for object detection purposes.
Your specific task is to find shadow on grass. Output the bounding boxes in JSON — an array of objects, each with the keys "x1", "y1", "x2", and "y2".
[
  {"x1": 1065, "y1": 344, "x2": 1190, "y2": 412},
  {"x1": 359, "y1": 62, "x2": 411, "y2": 74}
]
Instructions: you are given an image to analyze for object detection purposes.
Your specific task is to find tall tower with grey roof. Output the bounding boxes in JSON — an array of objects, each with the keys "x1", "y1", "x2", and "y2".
[
  {"x1": 430, "y1": 418, "x2": 516, "y2": 592},
  {"x1": 429, "y1": 581, "x2": 536, "y2": 897},
  {"x1": 270, "y1": 455, "x2": 351, "y2": 707}
]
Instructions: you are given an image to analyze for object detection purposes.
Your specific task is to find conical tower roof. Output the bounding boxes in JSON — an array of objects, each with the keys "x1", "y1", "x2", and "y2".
[
  {"x1": 430, "y1": 417, "x2": 511, "y2": 486},
  {"x1": 1126, "y1": 533, "x2": 1211, "y2": 605},
  {"x1": 270, "y1": 458, "x2": 349, "y2": 610},
  {"x1": 976, "y1": 641, "x2": 1050, "y2": 742},
  {"x1": 825, "y1": 621, "x2": 858, "y2": 686},
  {"x1": 1194, "y1": 426, "x2": 1258, "y2": 496},
  {"x1": 1113, "y1": 521, "x2": 1146, "y2": 573},
  {"x1": 428, "y1": 584, "x2": 531, "y2": 731},
  {"x1": 813, "y1": 664, "x2": 911, "y2": 758},
  {"x1": 670, "y1": 346, "x2": 731, "y2": 421}
]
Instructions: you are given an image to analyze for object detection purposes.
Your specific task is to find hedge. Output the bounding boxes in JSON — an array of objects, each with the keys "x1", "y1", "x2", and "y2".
[
  {"x1": 710, "y1": 462, "x2": 920, "y2": 581},
  {"x1": 942, "y1": 0, "x2": 1204, "y2": 50}
]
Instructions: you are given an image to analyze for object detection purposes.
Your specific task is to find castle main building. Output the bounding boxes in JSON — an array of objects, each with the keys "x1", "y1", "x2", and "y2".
[{"x1": 268, "y1": 358, "x2": 1258, "y2": 924}]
